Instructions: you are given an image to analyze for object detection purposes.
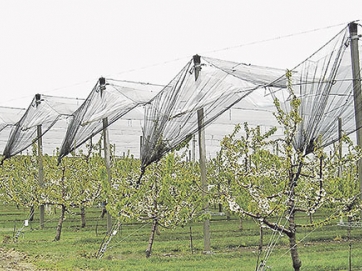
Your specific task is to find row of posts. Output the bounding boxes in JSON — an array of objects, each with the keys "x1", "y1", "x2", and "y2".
[{"x1": 34, "y1": 22, "x2": 361, "y2": 254}]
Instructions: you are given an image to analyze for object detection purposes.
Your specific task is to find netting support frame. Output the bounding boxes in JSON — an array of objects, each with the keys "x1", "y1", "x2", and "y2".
[
  {"x1": 348, "y1": 22, "x2": 362, "y2": 207},
  {"x1": 99, "y1": 76, "x2": 113, "y2": 235},
  {"x1": 193, "y1": 54, "x2": 211, "y2": 253},
  {"x1": 37, "y1": 124, "x2": 45, "y2": 230},
  {"x1": 102, "y1": 117, "x2": 113, "y2": 235}
]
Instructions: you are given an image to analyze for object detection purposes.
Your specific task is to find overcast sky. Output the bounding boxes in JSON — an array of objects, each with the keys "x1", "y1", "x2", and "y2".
[{"x1": 1, "y1": 0, "x2": 361, "y2": 108}]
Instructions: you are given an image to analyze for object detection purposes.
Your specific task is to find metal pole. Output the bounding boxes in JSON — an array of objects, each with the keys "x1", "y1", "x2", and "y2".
[
  {"x1": 348, "y1": 22, "x2": 362, "y2": 204},
  {"x1": 193, "y1": 54, "x2": 211, "y2": 253}
]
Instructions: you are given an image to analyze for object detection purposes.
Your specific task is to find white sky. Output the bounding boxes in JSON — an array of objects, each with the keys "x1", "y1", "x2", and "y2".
[{"x1": 0, "y1": 0, "x2": 361, "y2": 108}]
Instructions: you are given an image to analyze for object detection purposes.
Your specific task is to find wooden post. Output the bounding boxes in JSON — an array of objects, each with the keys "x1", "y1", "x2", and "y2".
[
  {"x1": 103, "y1": 117, "x2": 112, "y2": 235},
  {"x1": 348, "y1": 22, "x2": 362, "y2": 204},
  {"x1": 140, "y1": 135, "x2": 143, "y2": 160},
  {"x1": 193, "y1": 54, "x2": 211, "y2": 253},
  {"x1": 36, "y1": 94, "x2": 45, "y2": 229},
  {"x1": 192, "y1": 135, "x2": 196, "y2": 162},
  {"x1": 100, "y1": 78, "x2": 112, "y2": 235}
]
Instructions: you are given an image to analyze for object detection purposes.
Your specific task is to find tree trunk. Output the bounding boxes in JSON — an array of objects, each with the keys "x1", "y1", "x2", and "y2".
[
  {"x1": 189, "y1": 225, "x2": 194, "y2": 254},
  {"x1": 145, "y1": 219, "x2": 158, "y2": 258},
  {"x1": 54, "y1": 205, "x2": 66, "y2": 241},
  {"x1": 285, "y1": 160, "x2": 303, "y2": 271},
  {"x1": 80, "y1": 205, "x2": 86, "y2": 228},
  {"x1": 288, "y1": 229, "x2": 301, "y2": 271},
  {"x1": 156, "y1": 223, "x2": 161, "y2": 235},
  {"x1": 259, "y1": 224, "x2": 263, "y2": 253},
  {"x1": 239, "y1": 217, "x2": 243, "y2": 231},
  {"x1": 100, "y1": 202, "x2": 107, "y2": 218},
  {"x1": 29, "y1": 206, "x2": 34, "y2": 221},
  {"x1": 256, "y1": 223, "x2": 264, "y2": 270},
  {"x1": 288, "y1": 182, "x2": 302, "y2": 270},
  {"x1": 348, "y1": 216, "x2": 352, "y2": 271}
]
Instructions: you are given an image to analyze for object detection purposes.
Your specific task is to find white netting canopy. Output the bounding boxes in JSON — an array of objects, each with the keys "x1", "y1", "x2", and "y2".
[
  {"x1": 0, "y1": 23, "x2": 360, "y2": 169},
  {"x1": 140, "y1": 23, "x2": 362, "y2": 170},
  {"x1": 57, "y1": 79, "x2": 163, "y2": 161},
  {"x1": 0, "y1": 106, "x2": 26, "y2": 153},
  {"x1": 0, "y1": 106, "x2": 25, "y2": 133},
  {"x1": 274, "y1": 26, "x2": 358, "y2": 153},
  {"x1": 2, "y1": 94, "x2": 83, "y2": 160},
  {"x1": 140, "y1": 56, "x2": 290, "y2": 170}
]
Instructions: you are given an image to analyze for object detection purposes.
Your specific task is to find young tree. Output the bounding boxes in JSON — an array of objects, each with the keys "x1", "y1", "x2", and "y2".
[
  {"x1": 104, "y1": 151, "x2": 203, "y2": 257},
  {"x1": 0, "y1": 147, "x2": 40, "y2": 222},
  {"x1": 322, "y1": 135, "x2": 361, "y2": 221},
  {"x1": 41, "y1": 151, "x2": 103, "y2": 241},
  {"x1": 213, "y1": 90, "x2": 361, "y2": 270},
  {"x1": 0, "y1": 142, "x2": 104, "y2": 239}
]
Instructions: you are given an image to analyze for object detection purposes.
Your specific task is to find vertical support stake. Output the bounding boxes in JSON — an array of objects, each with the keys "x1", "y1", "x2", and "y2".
[
  {"x1": 349, "y1": 22, "x2": 362, "y2": 208},
  {"x1": 100, "y1": 78, "x2": 112, "y2": 235},
  {"x1": 36, "y1": 94, "x2": 45, "y2": 229},
  {"x1": 37, "y1": 124, "x2": 45, "y2": 229},
  {"x1": 193, "y1": 54, "x2": 211, "y2": 253}
]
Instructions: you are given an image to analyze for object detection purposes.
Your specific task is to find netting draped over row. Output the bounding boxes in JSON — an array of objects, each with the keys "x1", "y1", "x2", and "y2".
[
  {"x1": 58, "y1": 79, "x2": 162, "y2": 161},
  {"x1": 141, "y1": 24, "x2": 362, "y2": 169},
  {"x1": 0, "y1": 106, "x2": 25, "y2": 133},
  {"x1": 140, "y1": 56, "x2": 289, "y2": 169},
  {"x1": 2, "y1": 95, "x2": 83, "y2": 160},
  {"x1": 0, "y1": 23, "x2": 361, "y2": 167},
  {"x1": 275, "y1": 26, "x2": 358, "y2": 153}
]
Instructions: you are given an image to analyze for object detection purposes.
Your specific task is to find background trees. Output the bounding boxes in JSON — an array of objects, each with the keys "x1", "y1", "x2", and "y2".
[
  {"x1": 0, "y1": 146, "x2": 103, "y2": 241},
  {"x1": 0, "y1": 87, "x2": 360, "y2": 269}
]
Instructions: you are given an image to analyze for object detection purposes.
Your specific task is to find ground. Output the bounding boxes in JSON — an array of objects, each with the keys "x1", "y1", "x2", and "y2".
[{"x1": 0, "y1": 248, "x2": 36, "y2": 271}]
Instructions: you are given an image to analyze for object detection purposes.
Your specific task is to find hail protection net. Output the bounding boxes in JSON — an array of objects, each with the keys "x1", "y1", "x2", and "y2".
[
  {"x1": 2, "y1": 94, "x2": 83, "y2": 160},
  {"x1": 0, "y1": 106, "x2": 25, "y2": 133},
  {"x1": 271, "y1": 24, "x2": 359, "y2": 154},
  {"x1": 58, "y1": 78, "x2": 162, "y2": 161},
  {"x1": 140, "y1": 56, "x2": 289, "y2": 169},
  {"x1": 0, "y1": 106, "x2": 26, "y2": 154}
]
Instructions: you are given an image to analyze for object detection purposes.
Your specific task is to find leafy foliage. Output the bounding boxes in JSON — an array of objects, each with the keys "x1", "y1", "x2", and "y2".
[
  {"x1": 210, "y1": 71, "x2": 361, "y2": 270},
  {"x1": 106, "y1": 151, "x2": 203, "y2": 228}
]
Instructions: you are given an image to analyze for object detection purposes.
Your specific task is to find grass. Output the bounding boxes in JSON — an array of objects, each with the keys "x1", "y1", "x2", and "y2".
[{"x1": 1, "y1": 203, "x2": 362, "y2": 270}]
